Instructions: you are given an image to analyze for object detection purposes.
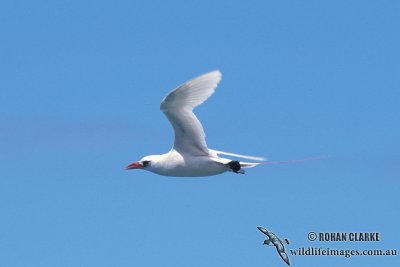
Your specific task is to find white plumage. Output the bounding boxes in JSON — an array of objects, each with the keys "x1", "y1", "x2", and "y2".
[{"x1": 126, "y1": 71, "x2": 264, "y2": 177}]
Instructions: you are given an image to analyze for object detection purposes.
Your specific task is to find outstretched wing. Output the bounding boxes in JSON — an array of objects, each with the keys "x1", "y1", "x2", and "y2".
[
  {"x1": 257, "y1": 226, "x2": 273, "y2": 239},
  {"x1": 160, "y1": 71, "x2": 222, "y2": 156},
  {"x1": 209, "y1": 149, "x2": 266, "y2": 161},
  {"x1": 277, "y1": 249, "x2": 291, "y2": 266}
]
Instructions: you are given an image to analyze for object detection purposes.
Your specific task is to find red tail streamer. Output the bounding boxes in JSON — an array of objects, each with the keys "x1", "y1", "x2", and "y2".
[{"x1": 260, "y1": 157, "x2": 325, "y2": 165}]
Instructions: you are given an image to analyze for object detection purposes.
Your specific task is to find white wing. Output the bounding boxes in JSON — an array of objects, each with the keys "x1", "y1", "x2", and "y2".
[
  {"x1": 209, "y1": 149, "x2": 266, "y2": 161},
  {"x1": 160, "y1": 71, "x2": 222, "y2": 156}
]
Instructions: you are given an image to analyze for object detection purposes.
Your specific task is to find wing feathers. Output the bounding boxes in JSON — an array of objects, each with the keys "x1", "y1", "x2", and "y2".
[
  {"x1": 160, "y1": 71, "x2": 222, "y2": 155},
  {"x1": 161, "y1": 70, "x2": 221, "y2": 111},
  {"x1": 210, "y1": 149, "x2": 266, "y2": 161}
]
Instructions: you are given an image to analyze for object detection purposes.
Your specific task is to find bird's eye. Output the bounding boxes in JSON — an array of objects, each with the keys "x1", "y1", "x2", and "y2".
[{"x1": 142, "y1": 160, "x2": 151, "y2": 167}]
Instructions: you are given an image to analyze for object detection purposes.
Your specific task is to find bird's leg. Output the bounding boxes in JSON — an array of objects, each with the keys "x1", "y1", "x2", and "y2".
[{"x1": 227, "y1": 161, "x2": 245, "y2": 174}]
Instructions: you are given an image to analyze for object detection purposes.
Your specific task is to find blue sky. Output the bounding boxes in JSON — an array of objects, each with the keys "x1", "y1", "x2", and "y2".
[{"x1": 1, "y1": 0, "x2": 399, "y2": 266}]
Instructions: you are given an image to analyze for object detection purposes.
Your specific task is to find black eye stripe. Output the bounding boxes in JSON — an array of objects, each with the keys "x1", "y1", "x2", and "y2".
[{"x1": 142, "y1": 160, "x2": 150, "y2": 167}]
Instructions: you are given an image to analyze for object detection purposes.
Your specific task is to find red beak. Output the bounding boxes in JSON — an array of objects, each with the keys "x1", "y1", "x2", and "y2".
[{"x1": 125, "y1": 162, "x2": 144, "y2": 170}]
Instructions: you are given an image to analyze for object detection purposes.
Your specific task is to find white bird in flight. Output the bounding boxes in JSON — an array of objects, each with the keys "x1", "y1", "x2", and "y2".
[{"x1": 126, "y1": 70, "x2": 265, "y2": 177}]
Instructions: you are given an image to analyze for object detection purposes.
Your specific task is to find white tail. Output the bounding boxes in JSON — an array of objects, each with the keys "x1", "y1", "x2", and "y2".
[{"x1": 239, "y1": 162, "x2": 262, "y2": 169}]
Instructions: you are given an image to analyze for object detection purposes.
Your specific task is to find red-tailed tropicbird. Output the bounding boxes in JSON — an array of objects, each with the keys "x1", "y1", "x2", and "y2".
[{"x1": 126, "y1": 71, "x2": 265, "y2": 176}]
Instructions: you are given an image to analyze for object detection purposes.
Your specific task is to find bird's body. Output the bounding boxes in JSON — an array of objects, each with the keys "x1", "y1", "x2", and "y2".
[
  {"x1": 142, "y1": 149, "x2": 227, "y2": 177},
  {"x1": 126, "y1": 70, "x2": 264, "y2": 177}
]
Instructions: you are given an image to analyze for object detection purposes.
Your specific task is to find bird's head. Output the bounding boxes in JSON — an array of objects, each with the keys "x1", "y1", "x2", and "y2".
[
  {"x1": 125, "y1": 156, "x2": 155, "y2": 170},
  {"x1": 263, "y1": 239, "x2": 272, "y2": 245}
]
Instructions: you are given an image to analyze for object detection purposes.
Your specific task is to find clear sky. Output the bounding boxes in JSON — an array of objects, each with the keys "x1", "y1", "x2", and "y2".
[{"x1": 1, "y1": 0, "x2": 399, "y2": 266}]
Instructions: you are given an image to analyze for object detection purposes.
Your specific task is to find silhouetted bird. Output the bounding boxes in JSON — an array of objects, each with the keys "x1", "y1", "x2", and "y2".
[{"x1": 257, "y1": 226, "x2": 291, "y2": 266}]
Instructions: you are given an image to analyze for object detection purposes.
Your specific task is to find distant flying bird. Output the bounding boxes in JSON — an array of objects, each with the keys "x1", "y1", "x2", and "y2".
[
  {"x1": 257, "y1": 226, "x2": 291, "y2": 266},
  {"x1": 126, "y1": 70, "x2": 265, "y2": 177}
]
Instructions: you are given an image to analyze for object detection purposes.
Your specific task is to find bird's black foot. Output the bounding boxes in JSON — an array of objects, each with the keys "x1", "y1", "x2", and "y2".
[{"x1": 227, "y1": 161, "x2": 245, "y2": 174}]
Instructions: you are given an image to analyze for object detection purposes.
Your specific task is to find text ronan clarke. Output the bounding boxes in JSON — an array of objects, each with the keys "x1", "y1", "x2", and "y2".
[{"x1": 319, "y1": 232, "x2": 380, "y2": 242}]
